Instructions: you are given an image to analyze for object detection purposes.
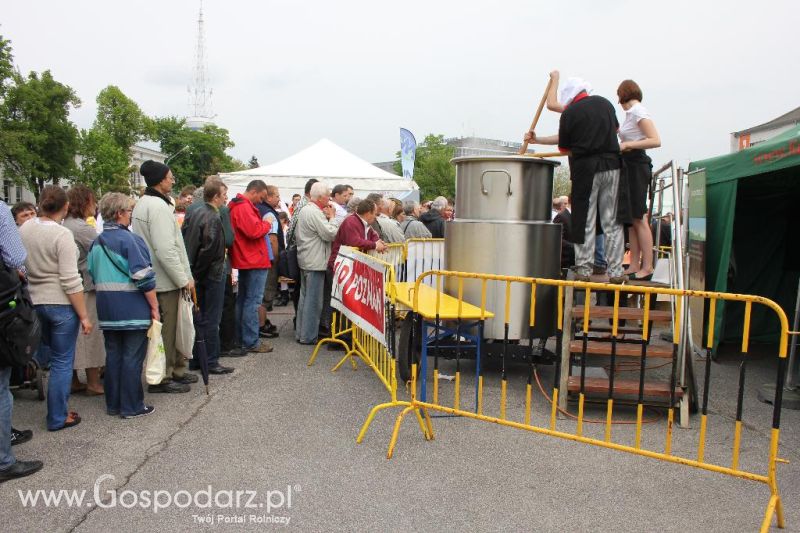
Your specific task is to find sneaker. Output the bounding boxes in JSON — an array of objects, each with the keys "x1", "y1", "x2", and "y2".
[
  {"x1": 148, "y1": 381, "x2": 190, "y2": 394},
  {"x1": 208, "y1": 365, "x2": 234, "y2": 375},
  {"x1": 259, "y1": 327, "x2": 279, "y2": 338},
  {"x1": 220, "y1": 347, "x2": 249, "y2": 358},
  {"x1": 0, "y1": 460, "x2": 44, "y2": 482},
  {"x1": 10, "y1": 428, "x2": 32, "y2": 446},
  {"x1": 122, "y1": 405, "x2": 155, "y2": 419},
  {"x1": 172, "y1": 373, "x2": 199, "y2": 384},
  {"x1": 246, "y1": 342, "x2": 274, "y2": 353}
]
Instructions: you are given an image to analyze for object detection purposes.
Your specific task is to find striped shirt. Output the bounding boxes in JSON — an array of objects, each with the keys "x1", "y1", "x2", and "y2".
[{"x1": 0, "y1": 201, "x2": 27, "y2": 270}]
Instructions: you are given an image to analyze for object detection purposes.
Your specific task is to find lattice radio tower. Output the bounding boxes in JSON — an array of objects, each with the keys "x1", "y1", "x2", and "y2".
[{"x1": 187, "y1": 0, "x2": 214, "y2": 129}]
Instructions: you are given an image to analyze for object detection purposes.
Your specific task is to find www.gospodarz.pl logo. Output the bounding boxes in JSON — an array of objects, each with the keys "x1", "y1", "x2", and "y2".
[{"x1": 17, "y1": 474, "x2": 297, "y2": 523}]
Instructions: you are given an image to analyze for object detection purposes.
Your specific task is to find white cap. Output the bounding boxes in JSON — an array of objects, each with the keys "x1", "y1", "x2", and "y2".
[{"x1": 559, "y1": 77, "x2": 592, "y2": 106}]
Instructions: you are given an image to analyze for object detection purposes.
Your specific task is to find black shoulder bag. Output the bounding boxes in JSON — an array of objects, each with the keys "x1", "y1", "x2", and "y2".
[{"x1": 0, "y1": 261, "x2": 41, "y2": 368}]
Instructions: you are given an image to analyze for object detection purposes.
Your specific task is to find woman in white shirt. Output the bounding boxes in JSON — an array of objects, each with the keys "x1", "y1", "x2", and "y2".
[{"x1": 617, "y1": 80, "x2": 661, "y2": 280}]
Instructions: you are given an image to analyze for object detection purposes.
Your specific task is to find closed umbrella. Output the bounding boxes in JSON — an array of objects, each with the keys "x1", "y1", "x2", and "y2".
[{"x1": 191, "y1": 289, "x2": 210, "y2": 394}]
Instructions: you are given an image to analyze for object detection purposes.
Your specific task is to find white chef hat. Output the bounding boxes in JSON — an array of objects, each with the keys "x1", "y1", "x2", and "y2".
[{"x1": 559, "y1": 77, "x2": 592, "y2": 106}]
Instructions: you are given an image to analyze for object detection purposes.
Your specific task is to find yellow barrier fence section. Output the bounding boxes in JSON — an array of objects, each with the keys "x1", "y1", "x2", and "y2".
[
  {"x1": 307, "y1": 250, "x2": 402, "y2": 402},
  {"x1": 356, "y1": 269, "x2": 790, "y2": 533}
]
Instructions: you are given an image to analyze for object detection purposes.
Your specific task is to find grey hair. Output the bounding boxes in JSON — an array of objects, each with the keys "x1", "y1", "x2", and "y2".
[
  {"x1": 99, "y1": 192, "x2": 134, "y2": 222},
  {"x1": 193, "y1": 187, "x2": 205, "y2": 203},
  {"x1": 365, "y1": 192, "x2": 383, "y2": 204},
  {"x1": 431, "y1": 198, "x2": 447, "y2": 211},
  {"x1": 347, "y1": 196, "x2": 362, "y2": 213},
  {"x1": 309, "y1": 182, "x2": 331, "y2": 201},
  {"x1": 403, "y1": 201, "x2": 418, "y2": 216}
]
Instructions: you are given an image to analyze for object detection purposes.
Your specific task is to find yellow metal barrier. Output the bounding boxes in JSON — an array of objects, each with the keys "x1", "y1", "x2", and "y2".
[
  {"x1": 357, "y1": 269, "x2": 790, "y2": 532},
  {"x1": 308, "y1": 251, "x2": 397, "y2": 382}
]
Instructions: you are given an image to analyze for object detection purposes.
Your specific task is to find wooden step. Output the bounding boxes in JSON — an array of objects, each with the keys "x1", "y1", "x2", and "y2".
[
  {"x1": 573, "y1": 305, "x2": 672, "y2": 323},
  {"x1": 569, "y1": 340, "x2": 674, "y2": 359},
  {"x1": 567, "y1": 376, "x2": 683, "y2": 399}
]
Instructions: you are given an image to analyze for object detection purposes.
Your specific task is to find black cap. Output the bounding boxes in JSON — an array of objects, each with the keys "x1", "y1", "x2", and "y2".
[{"x1": 140, "y1": 160, "x2": 170, "y2": 187}]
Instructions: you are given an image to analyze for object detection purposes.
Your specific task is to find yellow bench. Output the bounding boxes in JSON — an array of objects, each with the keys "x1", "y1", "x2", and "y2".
[{"x1": 390, "y1": 282, "x2": 495, "y2": 321}]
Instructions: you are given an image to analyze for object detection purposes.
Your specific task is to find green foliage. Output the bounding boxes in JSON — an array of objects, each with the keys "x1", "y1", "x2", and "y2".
[
  {"x1": 152, "y1": 116, "x2": 241, "y2": 187},
  {"x1": 78, "y1": 128, "x2": 131, "y2": 193},
  {"x1": 0, "y1": 36, "x2": 13, "y2": 100},
  {"x1": 393, "y1": 134, "x2": 455, "y2": 200},
  {"x1": 0, "y1": 68, "x2": 80, "y2": 199},
  {"x1": 553, "y1": 165, "x2": 571, "y2": 197},
  {"x1": 94, "y1": 85, "x2": 150, "y2": 153}
]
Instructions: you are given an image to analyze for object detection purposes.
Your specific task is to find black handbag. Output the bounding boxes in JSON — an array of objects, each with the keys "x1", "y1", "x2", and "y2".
[
  {"x1": 283, "y1": 245, "x2": 300, "y2": 281},
  {"x1": 0, "y1": 262, "x2": 40, "y2": 368}
]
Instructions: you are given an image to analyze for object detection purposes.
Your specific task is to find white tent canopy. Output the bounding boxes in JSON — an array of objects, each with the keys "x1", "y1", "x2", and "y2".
[{"x1": 220, "y1": 138, "x2": 419, "y2": 205}]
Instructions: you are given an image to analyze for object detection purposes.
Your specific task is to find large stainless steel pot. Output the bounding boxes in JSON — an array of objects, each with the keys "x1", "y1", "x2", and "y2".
[
  {"x1": 451, "y1": 156, "x2": 559, "y2": 222},
  {"x1": 444, "y1": 219, "x2": 561, "y2": 340}
]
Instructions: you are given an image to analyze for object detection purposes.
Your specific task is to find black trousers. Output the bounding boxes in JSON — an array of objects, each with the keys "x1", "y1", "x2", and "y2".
[{"x1": 219, "y1": 271, "x2": 237, "y2": 350}]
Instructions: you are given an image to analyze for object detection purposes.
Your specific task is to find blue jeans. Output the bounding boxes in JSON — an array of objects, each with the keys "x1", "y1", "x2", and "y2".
[
  {"x1": 197, "y1": 276, "x2": 225, "y2": 367},
  {"x1": 594, "y1": 234, "x2": 607, "y2": 270},
  {"x1": 36, "y1": 305, "x2": 80, "y2": 430},
  {"x1": 297, "y1": 270, "x2": 326, "y2": 344},
  {"x1": 236, "y1": 269, "x2": 268, "y2": 350},
  {"x1": 0, "y1": 367, "x2": 14, "y2": 470},
  {"x1": 103, "y1": 330, "x2": 148, "y2": 417}
]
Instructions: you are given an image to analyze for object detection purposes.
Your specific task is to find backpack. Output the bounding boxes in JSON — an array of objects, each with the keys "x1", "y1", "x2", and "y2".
[{"x1": 0, "y1": 261, "x2": 40, "y2": 368}]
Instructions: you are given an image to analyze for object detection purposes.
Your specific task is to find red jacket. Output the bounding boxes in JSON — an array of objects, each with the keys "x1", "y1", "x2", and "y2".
[
  {"x1": 328, "y1": 213, "x2": 380, "y2": 270},
  {"x1": 228, "y1": 194, "x2": 272, "y2": 270}
]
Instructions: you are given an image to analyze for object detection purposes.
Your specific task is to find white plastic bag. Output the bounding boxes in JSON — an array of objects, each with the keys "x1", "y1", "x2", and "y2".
[
  {"x1": 145, "y1": 320, "x2": 166, "y2": 385},
  {"x1": 175, "y1": 289, "x2": 195, "y2": 359}
]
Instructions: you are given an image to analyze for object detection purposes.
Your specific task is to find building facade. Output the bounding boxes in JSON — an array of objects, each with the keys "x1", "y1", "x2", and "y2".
[
  {"x1": 0, "y1": 144, "x2": 166, "y2": 204},
  {"x1": 730, "y1": 106, "x2": 800, "y2": 152}
]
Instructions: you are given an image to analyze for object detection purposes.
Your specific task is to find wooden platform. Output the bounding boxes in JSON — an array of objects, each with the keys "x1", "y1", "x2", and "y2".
[{"x1": 569, "y1": 340, "x2": 674, "y2": 359}]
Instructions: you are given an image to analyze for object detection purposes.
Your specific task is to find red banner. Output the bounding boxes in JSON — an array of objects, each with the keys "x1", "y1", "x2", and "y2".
[{"x1": 331, "y1": 247, "x2": 386, "y2": 344}]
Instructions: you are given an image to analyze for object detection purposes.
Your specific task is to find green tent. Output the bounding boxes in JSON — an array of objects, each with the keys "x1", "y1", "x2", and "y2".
[{"x1": 688, "y1": 125, "x2": 800, "y2": 351}]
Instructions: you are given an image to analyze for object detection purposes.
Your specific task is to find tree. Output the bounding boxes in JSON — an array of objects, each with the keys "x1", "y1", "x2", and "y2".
[
  {"x1": 76, "y1": 86, "x2": 150, "y2": 194},
  {"x1": 152, "y1": 116, "x2": 243, "y2": 187},
  {"x1": 0, "y1": 68, "x2": 80, "y2": 199},
  {"x1": 248, "y1": 155, "x2": 259, "y2": 168},
  {"x1": 0, "y1": 35, "x2": 13, "y2": 99},
  {"x1": 394, "y1": 133, "x2": 455, "y2": 200},
  {"x1": 78, "y1": 128, "x2": 131, "y2": 193},
  {"x1": 94, "y1": 85, "x2": 151, "y2": 152},
  {"x1": 553, "y1": 165, "x2": 571, "y2": 197}
]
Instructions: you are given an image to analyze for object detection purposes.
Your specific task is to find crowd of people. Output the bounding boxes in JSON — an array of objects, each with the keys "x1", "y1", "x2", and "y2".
[{"x1": 0, "y1": 160, "x2": 454, "y2": 482}]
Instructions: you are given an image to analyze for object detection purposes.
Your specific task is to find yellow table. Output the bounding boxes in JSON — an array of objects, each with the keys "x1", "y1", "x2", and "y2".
[{"x1": 390, "y1": 282, "x2": 495, "y2": 320}]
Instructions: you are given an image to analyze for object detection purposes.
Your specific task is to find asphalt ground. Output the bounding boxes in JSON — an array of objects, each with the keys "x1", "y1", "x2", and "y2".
[{"x1": 1, "y1": 309, "x2": 798, "y2": 532}]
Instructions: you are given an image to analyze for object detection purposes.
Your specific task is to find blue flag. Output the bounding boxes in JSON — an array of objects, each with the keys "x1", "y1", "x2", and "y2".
[{"x1": 400, "y1": 128, "x2": 417, "y2": 180}]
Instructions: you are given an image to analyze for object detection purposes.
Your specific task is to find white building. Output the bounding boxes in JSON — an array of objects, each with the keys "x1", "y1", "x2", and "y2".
[
  {"x1": 730, "y1": 106, "x2": 800, "y2": 152},
  {"x1": 0, "y1": 143, "x2": 166, "y2": 204}
]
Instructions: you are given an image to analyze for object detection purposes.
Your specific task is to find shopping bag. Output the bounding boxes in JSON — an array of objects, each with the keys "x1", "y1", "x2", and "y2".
[
  {"x1": 145, "y1": 320, "x2": 166, "y2": 385},
  {"x1": 176, "y1": 289, "x2": 195, "y2": 359}
]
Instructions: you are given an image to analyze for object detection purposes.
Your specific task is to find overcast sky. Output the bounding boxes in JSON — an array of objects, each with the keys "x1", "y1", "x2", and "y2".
[{"x1": 3, "y1": 0, "x2": 797, "y2": 169}]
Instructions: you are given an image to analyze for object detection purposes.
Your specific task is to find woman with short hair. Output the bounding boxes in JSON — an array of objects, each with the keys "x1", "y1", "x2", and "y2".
[
  {"x1": 88, "y1": 193, "x2": 159, "y2": 419},
  {"x1": 617, "y1": 79, "x2": 661, "y2": 281},
  {"x1": 20, "y1": 185, "x2": 92, "y2": 431},
  {"x1": 63, "y1": 185, "x2": 105, "y2": 395}
]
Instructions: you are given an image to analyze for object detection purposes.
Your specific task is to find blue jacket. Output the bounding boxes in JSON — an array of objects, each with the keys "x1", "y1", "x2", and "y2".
[{"x1": 87, "y1": 223, "x2": 156, "y2": 330}]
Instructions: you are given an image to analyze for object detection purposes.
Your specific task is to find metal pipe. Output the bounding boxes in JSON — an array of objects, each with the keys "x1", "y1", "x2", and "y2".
[
  {"x1": 653, "y1": 161, "x2": 674, "y2": 176},
  {"x1": 784, "y1": 278, "x2": 800, "y2": 390},
  {"x1": 671, "y1": 165, "x2": 688, "y2": 391}
]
